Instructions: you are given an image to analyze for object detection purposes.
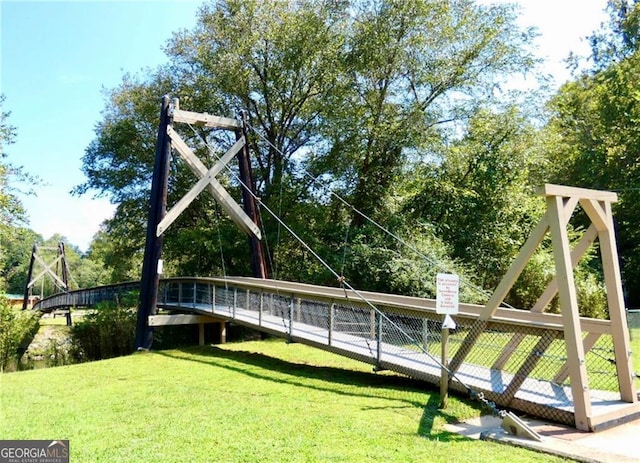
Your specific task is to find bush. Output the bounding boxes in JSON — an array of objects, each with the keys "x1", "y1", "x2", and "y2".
[
  {"x1": 0, "y1": 297, "x2": 39, "y2": 372},
  {"x1": 70, "y1": 300, "x2": 136, "y2": 362}
]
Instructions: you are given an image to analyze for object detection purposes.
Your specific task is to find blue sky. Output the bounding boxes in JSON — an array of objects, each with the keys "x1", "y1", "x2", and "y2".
[
  {"x1": 1, "y1": 0, "x2": 201, "y2": 251},
  {"x1": 1, "y1": 0, "x2": 608, "y2": 252}
]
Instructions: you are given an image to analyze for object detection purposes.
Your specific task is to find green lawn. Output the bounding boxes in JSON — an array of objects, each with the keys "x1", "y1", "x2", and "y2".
[
  {"x1": 0, "y1": 338, "x2": 572, "y2": 462},
  {"x1": 631, "y1": 328, "x2": 640, "y2": 389}
]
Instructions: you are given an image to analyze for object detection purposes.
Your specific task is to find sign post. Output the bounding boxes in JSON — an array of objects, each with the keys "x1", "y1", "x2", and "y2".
[{"x1": 436, "y1": 273, "x2": 459, "y2": 408}]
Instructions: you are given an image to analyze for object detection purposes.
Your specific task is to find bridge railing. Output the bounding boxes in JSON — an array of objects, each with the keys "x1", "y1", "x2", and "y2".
[
  {"x1": 33, "y1": 281, "x2": 140, "y2": 312},
  {"x1": 156, "y1": 276, "x2": 625, "y2": 427},
  {"x1": 34, "y1": 276, "x2": 633, "y2": 429}
]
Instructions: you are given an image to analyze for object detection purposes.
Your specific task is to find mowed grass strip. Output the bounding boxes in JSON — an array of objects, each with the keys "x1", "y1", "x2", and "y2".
[{"x1": 1, "y1": 338, "x2": 570, "y2": 462}]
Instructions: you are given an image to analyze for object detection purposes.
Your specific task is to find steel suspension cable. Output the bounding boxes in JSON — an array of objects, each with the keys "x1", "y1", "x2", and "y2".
[
  {"x1": 243, "y1": 121, "x2": 514, "y2": 309},
  {"x1": 182, "y1": 121, "x2": 509, "y2": 417}
]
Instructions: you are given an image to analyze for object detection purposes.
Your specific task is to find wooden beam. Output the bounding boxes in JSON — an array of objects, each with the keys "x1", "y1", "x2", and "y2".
[
  {"x1": 158, "y1": 135, "x2": 248, "y2": 236},
  {"x1": 166, "y1": 126, "x2": 261, "y2": 238},
  {"x1": 547, "y1": 194, "x2": 592, "y2": 431},
  {"x1": 168, "y1": 126, "x2": 244, "y2": 177},
  {"x1": 598, "y1": 200, "x2": 637, "y2": 403},
  {"x1": 553, "y1": 332, "x2": 601, "y2": 384},
  {"x1": 29, "y1": 254, "x2": 67, "y2": 289},
  {"x1": 172, "y1": 108, "x2": 241, "y2": 130},
  {"x1": 537, "y1": 183, "x2": 617, "y2": 203},
  {"x1": 502, "y1": 330, "x2": 557, "y2": 403},
  {"x1": 148, "y1": 314, "x2": 220, "y2": 326},
  {"x1": 579, "y1": 198, "x2": 609, "y2": 232}
]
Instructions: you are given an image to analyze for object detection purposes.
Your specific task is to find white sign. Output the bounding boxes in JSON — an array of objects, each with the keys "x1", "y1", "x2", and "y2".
[
  {"x1": 442, "y1": 314, "x2": 457, "y2": 330},
  {"x1": 436, "y1": 273, "x2": 459, "y2": 314}
]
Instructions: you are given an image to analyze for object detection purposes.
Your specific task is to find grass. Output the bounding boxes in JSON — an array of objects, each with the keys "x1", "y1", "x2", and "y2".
[
  {"x1": 632, "y1": 328, "x2": 640, "y2": 388},
  {"x1": 0, "y1": 338, "x2": 571, "y2": 462}
]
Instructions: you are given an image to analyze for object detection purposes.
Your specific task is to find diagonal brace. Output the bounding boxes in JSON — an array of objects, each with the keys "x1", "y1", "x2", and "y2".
[
  {"x1": 162, "y1": 127, "x2": 261, "y2": 238},
  {"x1": 28, "y1": 254, "x2": 67, "y2": 289}
]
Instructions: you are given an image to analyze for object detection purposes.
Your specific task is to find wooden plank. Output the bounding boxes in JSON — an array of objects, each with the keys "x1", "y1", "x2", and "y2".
[
  {"x1": 598, "y1": 200, "x2": 637, "y2": 403},
  {"x1": 547, "y1": 194, "x2": 592, "y2": 431},
  {"x1": 172, "y1": 108, "x2": 241, "y2": 130},
  {"x1": 167, "y1": 126, "x2": 244, "y2": 178},
  {"x1": 588, "y1": 402, "x2": 640, "y2": 431},
  {"x1": 148, "y1": 314, "x2": 219, "y2": 326},
  {"x1": 158, "y1": 163, "x2": 221, "y2": 236},
  {"x1": 492, "y1": 332, "x2": 526, "y2": 370},
  {"x1": 579, "y1": 198, "x2": 609, "y2": 232},
  {"x1": 537, "y1": 183, "x2": 617, "y2": 202},
  {"x1": 29, "y1": 254, "x2": 66, "y2": 289},
  {"x1": 166, "y1": 126, "x2": 260, "y2": 238},
  {"x1": 501, "y1": 330, "x2": 557, "y2": 403}
]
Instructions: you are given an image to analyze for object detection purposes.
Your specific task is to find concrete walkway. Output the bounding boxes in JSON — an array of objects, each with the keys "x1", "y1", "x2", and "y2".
[{"x1": 445, "y1": 415, "x2": 639, "y2": 462}]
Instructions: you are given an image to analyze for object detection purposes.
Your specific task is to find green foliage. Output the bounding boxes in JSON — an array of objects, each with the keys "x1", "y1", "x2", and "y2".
[
  {"x1": 545, "y1": 2, "x2": 640, "y2": 306},
  {"x1": 341, "y1": 223, "x2": 486, "y2": 304},
  {"x1": 405, "y1": 106, "x2": 548, "y2": 291},
  {"x1": 315, "y1": 0, "x2": 538, "y2": 222},
  {"x1": 509, "y1": 249, "x2": 558, "y2": 311},
  {"x1": 0, "y1": 95, "x2": 34, "y2": 290},
  {"x1": 1, "y1": 227, "x2": 41, "y2": 293},
  {"x1": 586, "y1": 0, "x2": 640, "y2": 69},
  {"x1": 70, "y1": 296, "x2": 137, "y2": 362},
  {"x1": 75, "y1": 0, "x2": 539, "y2": 296},
  {"x1": 0, "y1": 296, "x2": 39, "y2": 371}
]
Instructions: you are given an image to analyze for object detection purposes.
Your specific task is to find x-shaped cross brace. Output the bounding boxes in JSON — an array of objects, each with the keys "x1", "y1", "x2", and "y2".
[{"x1": 157, "y1": 126, "x2": 261, "y2": 239}]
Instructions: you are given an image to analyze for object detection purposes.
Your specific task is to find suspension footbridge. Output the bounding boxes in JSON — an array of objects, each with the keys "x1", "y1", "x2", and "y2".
[
  {"x1": 27, "y1": 99, "x2": 640, "y2": 432},
  {"x1": 35, "y1": 273, "x2": 639, "y2": 432}
]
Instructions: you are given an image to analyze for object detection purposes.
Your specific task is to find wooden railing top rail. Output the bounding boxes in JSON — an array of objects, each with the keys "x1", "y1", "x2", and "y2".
[{"x1": 34, "y1": 276, "x2": 612, "y2": 335}]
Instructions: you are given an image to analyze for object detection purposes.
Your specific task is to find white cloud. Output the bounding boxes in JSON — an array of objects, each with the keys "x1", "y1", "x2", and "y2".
[{"x1": 21, "y1": 186, "x2": 116, "y2": 253}]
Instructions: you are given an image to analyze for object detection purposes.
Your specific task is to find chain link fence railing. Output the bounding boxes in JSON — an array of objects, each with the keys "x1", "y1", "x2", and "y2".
[
  {"x1": 627, "y1": 309, "x2": 640, "y2": 387},
  {"x1": 153, "y1": 277, "x2": 631, "y2": 427},
  {"x1": 36, "y1": 277, "x2": 636, "y2": 428}
]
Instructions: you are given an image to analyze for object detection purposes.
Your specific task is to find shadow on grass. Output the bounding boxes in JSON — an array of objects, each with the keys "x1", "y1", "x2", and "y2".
[{"x1": 155, "y1": 344, "x2": 476, "y2": 441}]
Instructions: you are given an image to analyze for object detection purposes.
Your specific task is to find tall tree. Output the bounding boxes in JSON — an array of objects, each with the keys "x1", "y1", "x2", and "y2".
[
  {"x1": 405, "y1": 106, "x2": 548, "y2": 292},
  {"x1": 314, "y1": 0, "x2": 537, "y2": 224},
  {"x1": 77, "y1": 0, "x2": 539, "y2": 291},
  {"x1": 167, "y1": 0, "x2": 347, "y2": 199},
  {"x1": 546, "y1": 0, "x2": 640, "y2": 306},
  {"x1": 0, "y1": 95, "x2": 30, "y2": 290}
]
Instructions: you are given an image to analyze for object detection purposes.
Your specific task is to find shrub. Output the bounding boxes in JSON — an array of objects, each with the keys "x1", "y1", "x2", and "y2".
[
  {"x1": 70, "y1": 299, "x2": 136, "y2": 362},
  {"x1": 0, "y1": 296, "x2": 39, "y2": 372}
]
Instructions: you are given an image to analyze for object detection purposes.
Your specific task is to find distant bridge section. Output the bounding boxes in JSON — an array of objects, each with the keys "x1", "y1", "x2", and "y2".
[{"x1": 33, "y1": 276, "x2": 640, "y2": 431}]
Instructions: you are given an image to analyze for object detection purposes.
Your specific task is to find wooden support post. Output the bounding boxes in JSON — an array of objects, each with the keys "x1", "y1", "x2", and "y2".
[
  {"x1": 440, "y1": 326, "x2": 450, "y2": 409},
  {"x1": 554, "y1": 332, "x2": 601, "y2": 384},
  {"x1": 591, "y1": 200, "x2": 637, "y2": 403},
  {"x1": 236, "y1": 111, "x2": 268, "y2": 279},
  {"x1": 502, "y1": 331, "x2": 556, "y2": 402},
  {"x1": 22, "y1": 244, "x2": 37, "y2": 310},
  {"x1": 547, "y1": 194, "x2": 591, "y2": 431},
  {"x1": 219, "y1": 321, "x2": 227, "y2": 344},
  {"x1": 135, "y1": 95, "x2": 172, "y2": 351}
]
